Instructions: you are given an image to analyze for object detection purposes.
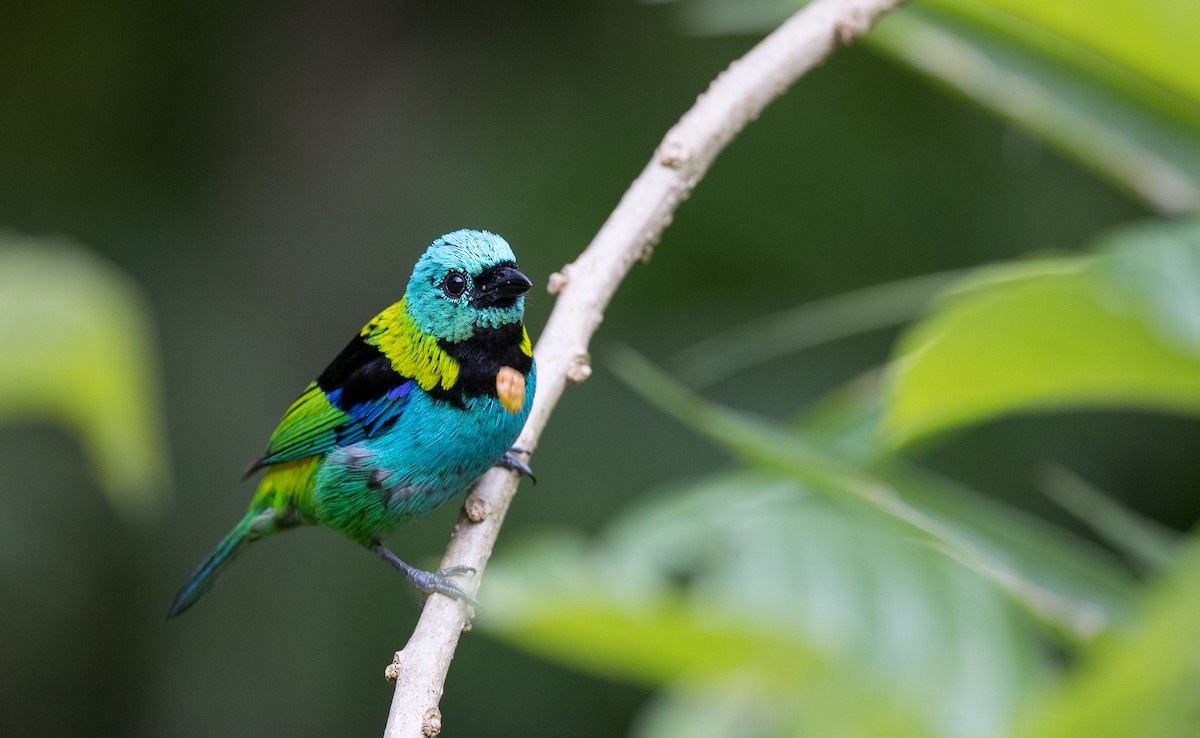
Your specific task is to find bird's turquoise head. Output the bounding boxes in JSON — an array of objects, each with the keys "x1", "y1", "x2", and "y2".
[{"x1": 405, "y1": 229, "x2": 532, "y2": 343}]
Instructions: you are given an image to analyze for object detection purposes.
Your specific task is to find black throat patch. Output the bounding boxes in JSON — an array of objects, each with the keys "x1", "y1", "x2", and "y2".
[{"x1": 431, "y1": 322, "x2": 532, "y2": 406}]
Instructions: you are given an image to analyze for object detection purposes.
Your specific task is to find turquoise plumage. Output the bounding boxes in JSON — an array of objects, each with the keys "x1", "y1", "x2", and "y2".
[{"x1": 169, "y1": 229, "x2": 536, "y2": 618}]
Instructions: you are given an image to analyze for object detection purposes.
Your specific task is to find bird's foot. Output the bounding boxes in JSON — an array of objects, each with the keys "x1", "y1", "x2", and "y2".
[
  {"x1": 370, "y1": 542, "x2": 480, "y2": 608},
  {"x1": 409, "y1": 566, "x2": 480, "y2": 609},
  {"x1": 497, "y1": 447, "x2": 537, "y2": 484}
]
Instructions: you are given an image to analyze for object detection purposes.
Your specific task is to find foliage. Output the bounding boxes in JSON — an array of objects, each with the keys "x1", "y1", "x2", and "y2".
[
  {"x1": 0, "y1": 232, "x2": 170, "y2": 521},
  {"x1": 484, "y1": 473, "x2": 1045, "y2": 738},
  {"x1": 482, "y1": 215, "x2": 1200, "y2": 736},
  {"x1": 883, "y1": 217, "x2": 1200, "y2": 448},
  {"x1": 477, "y1": 6, "x2": 1199, "y2": 735},
  {"x1": 656, "y1": 0, "x2": 1200, "y2": 213}
]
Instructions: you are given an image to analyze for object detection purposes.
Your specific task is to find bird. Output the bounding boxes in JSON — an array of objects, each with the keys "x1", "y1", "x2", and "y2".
[{"x1": 169, "y1": 229, "x2": 536, "y2": 618}]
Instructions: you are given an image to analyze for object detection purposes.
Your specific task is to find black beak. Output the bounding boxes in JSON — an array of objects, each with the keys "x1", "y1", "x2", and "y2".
[{"x1": 473, "y1": 264, "x2": 532, "y2": 308}]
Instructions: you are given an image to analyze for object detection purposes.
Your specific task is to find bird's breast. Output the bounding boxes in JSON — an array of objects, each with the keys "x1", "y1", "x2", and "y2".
[{"x1": 309, "y1": 367, "x2": 534, "y2": 537}]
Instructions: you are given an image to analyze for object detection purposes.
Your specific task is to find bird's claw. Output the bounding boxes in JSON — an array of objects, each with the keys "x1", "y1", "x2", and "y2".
[
  {"x1": 498, "y1": 448, "x2": 537, "y2": 484},
  {"x1": 410, "y1": 566, "x2": 480, "y2": 609}
]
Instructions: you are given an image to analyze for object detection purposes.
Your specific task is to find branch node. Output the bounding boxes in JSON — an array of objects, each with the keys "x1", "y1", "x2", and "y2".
[
  {"x1": 421, "y1": 707, "x2": 442, "y2": 737},
  {"x1": 637, "y1": 224, "x2": 666, "y2": 263},
  {"x1": 547, "y1": 266, "x2": 571, "y2": 295},
  {"x1": 835, "y1": 8, "x2": 873, "y2": 44},
  {"x1": 566, "y1": 353, "x2": 593, "y2": 384},
  {"x1": 384, "y1": 651, "x2": 403, "y2": 683},
  {"x1": 657, "y1": 136, "x2": 691, "y2": 169},
  {"x1": 463, "y1": 493, "x2": 491, "y2": 523}
]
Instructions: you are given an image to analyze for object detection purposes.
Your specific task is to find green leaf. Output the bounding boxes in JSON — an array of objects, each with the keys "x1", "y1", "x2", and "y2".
[
  {"x1": 868, "y1": 7, "x2": 1200, "y2": 213},
  {"x1": 483, "y1": 472, "x2": 1045, "y2": 738},
  {"x1": 610, "y1": 348, "x2": 1133, "y2": 643},
  {"x1": 0, "y1": 232, "x2": 170, "y2": 521},
  {"x1": 631, "y1": 673, "x2": 932, "y2": 738},
  {"x1": 1015, "y1": 535, "x2": 1200, "y2": 738},
  {"x1": 921, "y1": 0, "x2": 1200, "y2": 109},
  {"x1": 481, "y1": 526, "x2": 823, "y2": 688},
  {"x1": 882, "y1": 218, "x2": 1200, "y2": 448},
  {"x1": 631, "y1": 679, "x2": 793, "y2": 738},
  {"x1": 797, "y1": 372, "x2": 1137, "y2": 622},
  {"x1": 480, "y1": 528, "x2": 816, "y2": 687},
  {"x1": 661, "y1": 0, "x2": 1200, "y2": 212}
]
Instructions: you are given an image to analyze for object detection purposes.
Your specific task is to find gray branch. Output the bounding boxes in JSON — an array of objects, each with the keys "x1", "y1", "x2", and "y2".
[{"x1": 382, "y1": 0, "x2": 907, "y2": 734}]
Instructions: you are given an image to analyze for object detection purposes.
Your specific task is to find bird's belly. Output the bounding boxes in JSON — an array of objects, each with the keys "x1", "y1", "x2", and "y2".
[{"x1": 308, "y1": 390, "x2": 530, "y2": 543}]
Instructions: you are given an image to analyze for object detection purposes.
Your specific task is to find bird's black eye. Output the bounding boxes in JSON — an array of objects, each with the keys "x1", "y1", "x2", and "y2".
[{"x1": 441, "y1": 271, "x2": 467, "y2": 298}]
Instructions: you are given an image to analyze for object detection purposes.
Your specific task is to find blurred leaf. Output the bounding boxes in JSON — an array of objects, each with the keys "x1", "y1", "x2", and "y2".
[
  {"x1": 0, "y1": 232, "x2": 170, "y2": 521},
  {"x1": 630, "y1": 679, "x2": 791, "y2": 738},
  {"x1": 481, "y1": 526, "x2": 822, "y2": 688},
  {"x1": 920, "y1": 0, "x2": 1200, "y2": 108},
  {"x1": 1039, "y1": 467, "x2": 1179, "y2": 573},
  {"x1": 882, "y1": 218, "x2": 1200, "y2": 448},
  {"x1": 484, "y1": 472, "x2": 1045, "y2": 738},
  {"x1": 661, "y1": 0, "x2": 1200, "y2": 212},
  {"x1": 796, "y1": 372, "x2": 1137, "y2": 623},
  {"x1": 669, "y1": 270, "x2": 963, "y2": 388},
  {"x1": 1015, "y1": 535, "x2": 1200, "y2": 738},
  {"x1": 632, "y1": 671, "x2": 932, "y2": 738},
  {"x1": 611, "y1": 348, "x2": 1131, "y2": 643},
  {"x1": 792, "y1": 369, "x2": 890, "y2": 455},
  {"x1": 868, "y1": 7, "x2": 1200, "y2": 213}
]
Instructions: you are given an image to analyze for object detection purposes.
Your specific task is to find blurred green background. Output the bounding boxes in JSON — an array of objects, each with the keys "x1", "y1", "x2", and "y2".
[{"x1": 2, "y1": 0, "x2": 1198, "y2": 736}]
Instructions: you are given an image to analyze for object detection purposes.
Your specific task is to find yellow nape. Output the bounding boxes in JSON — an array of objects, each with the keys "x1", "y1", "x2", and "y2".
[
  {"x1": 361, "y1": 299, "x2": 460, "y2": 391},
  {"x1": 253, "y1": 457, "x2": 320, "y2": 511},
  {"x1": 519, "y1": 326, "x2": 532, "y2": 358}
]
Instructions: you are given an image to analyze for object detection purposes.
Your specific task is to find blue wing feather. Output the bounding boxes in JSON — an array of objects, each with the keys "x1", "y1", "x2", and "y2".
[{"x1": 346, "y1": 381, "x2": 413, "y2": 436}]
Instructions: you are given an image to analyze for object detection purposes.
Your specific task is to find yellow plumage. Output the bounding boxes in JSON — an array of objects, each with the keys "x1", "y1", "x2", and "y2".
[
  {"x1": 519, "y1": 326, "x2": 533, "y2": 358},
  {"x1": 363, "y1": 299, "x2": 460, "y2": 391},
  {"x1": 252, "y1": 456, "x2": 320, "y2": 512}
]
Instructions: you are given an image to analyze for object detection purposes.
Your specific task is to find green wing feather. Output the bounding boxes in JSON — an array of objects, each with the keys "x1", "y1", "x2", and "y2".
[
  {"x1": 267, "y1": 383, "x2": 348, "y2": 456},
  {"x1": 244, "y1": 383, "x2": 349, "y2": 476}
]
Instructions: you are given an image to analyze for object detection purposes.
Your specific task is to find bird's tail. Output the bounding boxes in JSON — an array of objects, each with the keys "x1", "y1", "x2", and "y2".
[{"x1": 168, "y1": 511, "x2": 262, "y2": 619}]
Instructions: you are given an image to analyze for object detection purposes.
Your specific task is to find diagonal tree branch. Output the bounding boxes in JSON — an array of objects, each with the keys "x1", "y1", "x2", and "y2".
[{"x1": 382, "y1": 0, "x2": 906, "y2": 734}]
